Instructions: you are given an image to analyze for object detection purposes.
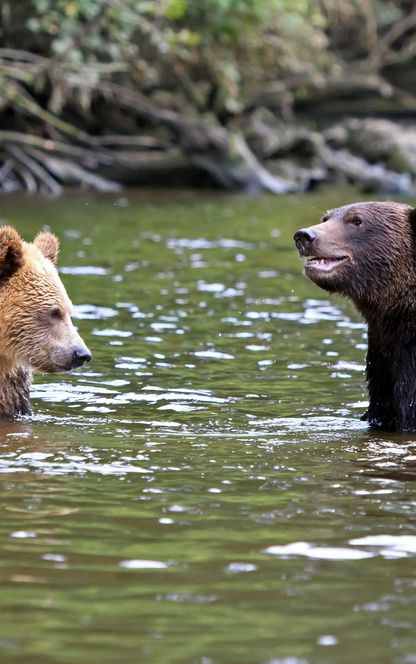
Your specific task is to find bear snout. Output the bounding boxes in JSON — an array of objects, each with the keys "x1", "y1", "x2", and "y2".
[
  {"x1": 71, "y1": 346, "x2": 92, "y2": 369},
  {"x1": 294, "y1": 228, "x2": 318, "y2": 256}
]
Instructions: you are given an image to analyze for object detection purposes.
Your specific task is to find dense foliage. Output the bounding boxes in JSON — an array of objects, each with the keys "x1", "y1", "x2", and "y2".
[
  {"x1": 23, "y1": 0, "x2": 415, "y2": 114},
  {"x1": 0, "y1": 0, "x2": 415, "y2": 193}
]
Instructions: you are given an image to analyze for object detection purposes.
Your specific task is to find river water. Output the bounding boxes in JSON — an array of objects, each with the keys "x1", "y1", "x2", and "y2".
[{"x1": 0, "y1": 189, "x2": 415, "y2": 664}]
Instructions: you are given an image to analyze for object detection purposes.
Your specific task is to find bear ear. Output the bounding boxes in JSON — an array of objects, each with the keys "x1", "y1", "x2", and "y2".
[
  {"x1": 34, "y1": 231, "x2": 59, "y2": 264},
  {"x1": 0, "y1": 226, "x2": 23, "y2": 282}
]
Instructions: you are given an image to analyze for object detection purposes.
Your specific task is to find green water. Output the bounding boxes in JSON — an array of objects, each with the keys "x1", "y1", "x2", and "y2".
[{"x1": 0, "y1": 189, "x2": 415, "y2": 664}]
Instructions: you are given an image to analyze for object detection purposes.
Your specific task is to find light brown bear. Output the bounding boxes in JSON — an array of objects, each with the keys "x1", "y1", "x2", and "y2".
[{"x1": 0, "y1": 226, "x2": 91, "y2": 418}]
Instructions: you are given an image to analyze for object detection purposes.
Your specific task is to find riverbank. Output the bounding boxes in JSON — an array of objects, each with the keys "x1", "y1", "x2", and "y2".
[
  {"x1": 1, "y1": 2, "x2": 415, "y2": 196},
  {"x1": 2, "y1": 112, "x2": 416, "y2": 197}
]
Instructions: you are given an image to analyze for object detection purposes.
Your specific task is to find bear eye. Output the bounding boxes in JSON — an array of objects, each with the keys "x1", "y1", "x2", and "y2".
[
  {"x1": 350, "y1": 217, "x2": 362, "y2": 227},
  {"x1": 49, "y1": 307, "x2": 63, "y2": 321}
]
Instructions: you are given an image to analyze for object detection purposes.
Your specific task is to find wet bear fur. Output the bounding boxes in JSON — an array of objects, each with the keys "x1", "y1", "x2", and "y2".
[
  {"x1": 0, "y1": 227, "x2": 91, "y2": 418},
  {"x1": 294, "y1": 201, "x2": 416, "y2": 432}
]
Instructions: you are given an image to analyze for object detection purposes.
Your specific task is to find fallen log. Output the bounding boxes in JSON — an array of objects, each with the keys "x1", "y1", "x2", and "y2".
[
  {"x1": 325, "y1": 118, "x2": 416, "y2": 175},
  {"x1": 320, "y1": 145, "x2": 414, "y2": 194}
]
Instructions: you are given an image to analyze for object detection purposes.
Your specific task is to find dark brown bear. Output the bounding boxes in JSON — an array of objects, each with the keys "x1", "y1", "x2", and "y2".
[{"x1": 294, "y1": 201, "x2": 416, "y2": 432}]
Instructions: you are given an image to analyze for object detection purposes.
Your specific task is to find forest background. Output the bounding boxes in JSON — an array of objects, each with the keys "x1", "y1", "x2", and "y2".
[{"x1": 0, "y1": 0, "x2": 416, "y2": 195}]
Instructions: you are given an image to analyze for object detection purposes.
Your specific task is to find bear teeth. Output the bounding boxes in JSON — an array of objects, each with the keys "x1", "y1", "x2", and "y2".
[
  {"x1": 306, "y1": 257, "x2": 342, "y2": 264},
  {"x1": 306, "y1": 257, "x2": 326, "y2": 264}
]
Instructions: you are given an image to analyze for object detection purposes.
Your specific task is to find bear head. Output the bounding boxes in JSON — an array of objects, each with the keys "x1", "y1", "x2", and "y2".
[
  {"x1": 0, "y1": 226, "x2": 92, "y2": 374},
  {"x1": 294, "y1": 202, "x2": 416, "y2": 309}
]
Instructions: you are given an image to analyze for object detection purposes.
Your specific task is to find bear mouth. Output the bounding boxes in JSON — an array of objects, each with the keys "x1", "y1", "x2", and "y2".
[{"x1": 303, "y1": 255, "x2": 349, "y2": 274}]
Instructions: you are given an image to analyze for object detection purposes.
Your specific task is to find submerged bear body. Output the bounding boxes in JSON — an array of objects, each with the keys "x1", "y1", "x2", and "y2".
[
  {"x1": 0, "y1": 227, "x2": 91, "y2": 418},
  {"x1": 294, "y1": 201, "x2": 416, "y2": 432}
]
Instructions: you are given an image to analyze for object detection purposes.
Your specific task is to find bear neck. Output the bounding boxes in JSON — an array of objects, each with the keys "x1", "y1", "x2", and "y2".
[
  {"x1": 355, "y1": 277, "x2": 416, "y2": 321},
  {"x1": 0, "y1": 365, "x2": 32, "y2": 418}
]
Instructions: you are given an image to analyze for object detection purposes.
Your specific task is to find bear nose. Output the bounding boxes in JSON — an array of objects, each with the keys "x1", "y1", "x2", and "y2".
[
  {"x1": 72, "y1": 347, "x2": 92, "y2": 368},
  {"x1": 294, "y1": 228, "x2": 317, "y2": 256}
]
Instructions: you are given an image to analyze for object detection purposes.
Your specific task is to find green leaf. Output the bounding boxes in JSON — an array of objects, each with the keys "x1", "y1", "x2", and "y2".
[{"x1": 165, "y1": 0, "x2": 187, "y2": 21}]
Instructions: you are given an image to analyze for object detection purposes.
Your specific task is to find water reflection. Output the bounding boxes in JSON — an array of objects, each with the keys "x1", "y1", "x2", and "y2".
[{"x1": 359, "y1": 436, "x2": 416, "y2": 482}]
